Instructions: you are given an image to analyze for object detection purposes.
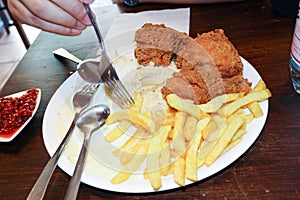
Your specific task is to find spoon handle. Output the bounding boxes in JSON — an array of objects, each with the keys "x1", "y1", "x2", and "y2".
[
  {"x1": 64, "y1": 132, "x2": 91, "y2": 200},
  {"x1": 27, "y1": 115, "x2": 77, "y2": 200}
]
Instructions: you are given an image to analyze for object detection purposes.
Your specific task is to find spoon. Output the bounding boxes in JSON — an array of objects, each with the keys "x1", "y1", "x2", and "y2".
[
  {"x1": 53, "y1": 48, "x2": 100, "y2": 75},
  {"x1": 77, "y1": 59, "x2": 102, "y2": 83},
  {"x1": 64, "y1": 104, "x2": 110, "y2": 200}
]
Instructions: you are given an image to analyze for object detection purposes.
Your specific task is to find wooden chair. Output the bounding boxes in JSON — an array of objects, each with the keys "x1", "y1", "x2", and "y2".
[{"x1": 0, "y1": 0, "x2": 30, "y2": 49}]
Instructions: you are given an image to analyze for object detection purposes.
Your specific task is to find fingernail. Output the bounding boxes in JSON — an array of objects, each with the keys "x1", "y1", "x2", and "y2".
[
  {"x1": 71, "y1": 29, "x2": 82, "y2": 35},
  {"x1": 83, "y1": 0, "x2": 94, "y2": 3},
  {"x1": 82, "y1": 14, "x2": 91, "y2": 25},
  {"x1": 76, "y1": 20, "x2": 85, "y2": 29}
]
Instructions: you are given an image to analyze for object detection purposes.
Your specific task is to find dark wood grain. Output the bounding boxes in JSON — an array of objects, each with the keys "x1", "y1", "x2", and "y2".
[{"x1": 0, "y1": 1, "x2": 299, "y2": 199}]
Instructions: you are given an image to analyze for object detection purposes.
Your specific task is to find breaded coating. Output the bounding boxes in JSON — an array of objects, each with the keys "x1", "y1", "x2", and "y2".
[
  {"x1": 194, "y1": 29, "x2": 243, "y2": 78},
  {"x1": 134, "y1": 24, "x2": 251, "y2": 104},
  {"x1": 161, "y1": 69, "x2": 251, "y2": 104},
  {"x1": 134, "y1": 23, "x2": 213, "y2": 68}
]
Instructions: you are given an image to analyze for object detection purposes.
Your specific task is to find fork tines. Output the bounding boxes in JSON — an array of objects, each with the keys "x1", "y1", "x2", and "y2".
[
  {"x1": 81, "y1": 84, "x2": 99, "y2": 94},
  {"x1": 104, "y1": 77, "x2": 134, "y2": 109}
]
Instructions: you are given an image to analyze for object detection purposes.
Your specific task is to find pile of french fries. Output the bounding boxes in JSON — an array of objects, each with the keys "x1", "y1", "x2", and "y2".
[{"x1": 104, "y1": 79, "x2": 271, "y2": 190}]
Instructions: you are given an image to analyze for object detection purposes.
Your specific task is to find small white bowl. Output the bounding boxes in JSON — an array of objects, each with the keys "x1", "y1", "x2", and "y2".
[{"x1": 0, "y1": 88, "x2": 41, "y2": 142}]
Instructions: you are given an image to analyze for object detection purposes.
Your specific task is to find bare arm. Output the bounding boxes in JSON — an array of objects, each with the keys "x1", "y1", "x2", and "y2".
[{"x1": 7, "y1": 0, "x2": 94, "y2": 36}]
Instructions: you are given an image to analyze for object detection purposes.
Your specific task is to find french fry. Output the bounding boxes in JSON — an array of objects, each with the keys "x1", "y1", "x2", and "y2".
[
  {"x1": 173, "y1": 153, "x2": 186, "y2": 186},
  {"x1": 223, "y1": 137, "x2": 243, "y2": 153},
  {"x1": 197, "y1": 139, "x2": 218, "y2": 168},
  {"x1": 247, "y1": 102, "x2": 263, "y2": 117},
  {"x1": 228, "y1": 109, "x2": 253, "y2": 124},
  {"x1": 151, "y1": 109, "x2": 172, "y2": 128},
  {"x1": 244, "y1": 79, "x2": 267, "y2": 117},
  {"x1": 211, "y1": 114, "x2": 227, "y2": 128},
  {"x1": 108, "y1": 78, "x2": 272, "y2": 190},
  {"x1": 105, "y1": 109, "x2": 130, "y2": 124},
  {"x1": 243, "y1": 113, "x2": 254, "y2": 123},
  {"x1": 231, "y1": 125, "x2": 247, "y2": 142},
  {"x1": 186, "y1": 117, "x2": 210, "y2": 181},
  {"x1": 171, "y1": 112, "x2": 188, "y2": 186},
  {"x1": 147, "y1": 125, "x2": 171, "y2": 153},
  {"x1": 202, "y1": 120, "x2": 217, "y2": 140},
  {"x1": 252, "y1": 79, "x2": 267, "y2": 92},
  {"x1": 166, "y1": 94, "x2": 208, "y2": 120},
  {"x1": 165, "y1": 111, "x2": 176, "y2": 126},
  {"x1": 204, "y1": 126, "x2": 225, "y2": 142},
  {"x1": 160, "y1": 140, "x2": 172, "y2": 176},
  {"x1": 129, "y1": 109, "x2": 156, "y2": 133},
  {"x1": 227, "y1": 109, "x2": 244, "y2": 122},
  {"x1": 107, "y1": 91, "x2": 143, "y2": 144},
  {"x1": 172, "y1": 112, "x2": 187, "y2": 155},
  {"x1": 111, "y1": 140, "x2": 150, "y2": 184},
  {"x1": 130, "y1": 91, "x2": 143, "y2": 112},
  {"x1": 105, "y1": 121, "x2": 132, "y2": 142},
  {"x1": 205, "y1": 117, "x2": 244, "y2": 166},
  {"x1": 197, "y1": 126, "x2": 226, "y2": 168},
  {"x1": 113, "y1": 128, "x2": 145, "y2": 157},
  {"x1": 218, "y1": 89, "x2": 272, "y2": 117},
  {"x1": 198, "y1": 92, "x2": 244, "y2": 113},
  {"x1": 183, "y1": 115, "x2": 198, "y2": 141},
  {"x1": 106, "y1": 109, "x2": 155, "y2": 133},
  {"x1": 145, "y1": 125, "x2": 171, "y2": 190},
  {"x1": 119, "y1": 138, "x2": 146, "y2": 166},
  {"x1": 222, "y1": 123, "x2": 247, "y2": 154}
]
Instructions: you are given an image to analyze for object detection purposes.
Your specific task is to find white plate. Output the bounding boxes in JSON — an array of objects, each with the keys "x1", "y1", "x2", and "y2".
[
  {"x1": 0, "y1": 88, "x2": 41, "y2": 142},
  {"x1": 43, "y1": 32, "x2": 268, "y2": 193}
]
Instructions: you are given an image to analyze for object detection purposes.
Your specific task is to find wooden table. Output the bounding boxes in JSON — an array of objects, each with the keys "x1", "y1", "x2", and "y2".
[{"x1": 1, "y1": 1, "x2": 299, "y2": 199}]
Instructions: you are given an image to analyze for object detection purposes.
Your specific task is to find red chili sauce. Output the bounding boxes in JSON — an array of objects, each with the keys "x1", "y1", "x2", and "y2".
[{"x1": 0, "y1": 88, "x2": 39, "y2": 138}]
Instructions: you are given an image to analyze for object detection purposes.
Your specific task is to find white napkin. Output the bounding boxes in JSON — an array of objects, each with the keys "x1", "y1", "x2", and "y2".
[{"x1": 105, "y1": 8, "x2": 190, "y2": 41}]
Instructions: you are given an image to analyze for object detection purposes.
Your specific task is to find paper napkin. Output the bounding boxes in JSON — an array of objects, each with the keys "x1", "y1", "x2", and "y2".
[{"x1": 105, "y1": 8, "x2": 190, "y2": 41}]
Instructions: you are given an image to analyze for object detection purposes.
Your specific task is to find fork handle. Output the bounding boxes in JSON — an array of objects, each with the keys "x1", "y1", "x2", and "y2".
[
  {"x1": 83, "y1": 4, "x2": 106, "y2": 52},
  {"x1": 27, "y1": 115, "x2": 78, "y2": 200}
]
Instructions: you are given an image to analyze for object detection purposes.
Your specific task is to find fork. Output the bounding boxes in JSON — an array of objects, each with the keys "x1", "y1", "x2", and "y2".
[
  {"x1": 83, "y1": 4, "x2": 134, "y2": 108},
  {"x1": 27, "y1": 83, "x2": 99, "y2": 200}
]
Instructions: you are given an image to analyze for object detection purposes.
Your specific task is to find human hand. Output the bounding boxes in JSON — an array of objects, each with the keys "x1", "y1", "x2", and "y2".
[
  {"x1": 112, "y1": 0, "x2": 245, "y2": 5},
  {"x1": 7, "y1": 0, "x2": 94, "y2": 36}
]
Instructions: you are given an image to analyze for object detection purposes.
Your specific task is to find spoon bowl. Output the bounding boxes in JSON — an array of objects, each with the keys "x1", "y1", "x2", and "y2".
[
  {"x1": 64, "y1": 104, "x2": 110, "y2": 200},
  {"x1": 77, "y1": 58, "x2": 102, "y2": 83},
  {"x1": 76, "y1": 103, "x2": 110, "y2": 132}
]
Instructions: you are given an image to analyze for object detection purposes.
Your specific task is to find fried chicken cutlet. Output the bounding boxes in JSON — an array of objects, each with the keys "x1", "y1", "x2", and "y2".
[
  {"x1": 194, "y1": 29, "x2": 243, "y2": 78},
  {"x1": 134, "y1": 24, "x2": 251, "y2": 104},
  {"x1": 134, "y1": 23, "x2": 213, "y2": 67}
]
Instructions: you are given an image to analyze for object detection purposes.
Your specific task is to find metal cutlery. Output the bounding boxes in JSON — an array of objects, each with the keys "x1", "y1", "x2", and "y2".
[
  {"x1": 53, "y1": 48, "x2": 82, "y2": 64},
  {"x1": 81, "y1": 4, "x2": 134, "y2": 108},
  {"x1": 27, "y1": 83, "x2": 99, "y2": 200},
  {"x1": 64, "y1": 104, "x2": 110, "y2": 200}
]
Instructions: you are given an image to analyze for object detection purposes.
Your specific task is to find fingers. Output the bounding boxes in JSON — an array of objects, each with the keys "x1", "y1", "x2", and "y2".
[
  {"x1": 11, "y1": 0, "x2": 84, "y2": 35},
  {"x1": 7, "y1": 0, "x2": 94, "y2": 36},
  {"x1": 50, "y1": 0, "x2": 91, "y2": 25},
  {"x1": 31, "y1": 18, "x2": 84, "y2": 36},
  {"x1": 82, "y1": 0, "x2": 94, "y2": 3}
]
